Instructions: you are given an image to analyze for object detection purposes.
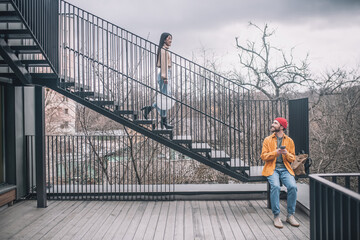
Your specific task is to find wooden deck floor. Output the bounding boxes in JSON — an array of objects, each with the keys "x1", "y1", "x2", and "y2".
[{"x1": 0, "y1": 200, "x2": 310, "y2": 240}]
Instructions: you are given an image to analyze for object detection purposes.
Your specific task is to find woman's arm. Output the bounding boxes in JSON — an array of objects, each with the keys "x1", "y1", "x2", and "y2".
[{"x1": 160, "y1": 48, "x2": 168, "y2": 81}]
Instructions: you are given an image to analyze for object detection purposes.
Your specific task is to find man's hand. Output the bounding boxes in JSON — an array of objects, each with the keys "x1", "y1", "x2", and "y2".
[{"x1": 277, "y1": 148, "x2": 288, "y2": 155}]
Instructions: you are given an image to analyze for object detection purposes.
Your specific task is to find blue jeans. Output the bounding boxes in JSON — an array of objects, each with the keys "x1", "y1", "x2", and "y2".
[
  {"x1": 152, "y1": 70, "x2": 171, "y2": 117},
  {"x1": 267, "y1": 168, "x2": 297, "y2": 217}
]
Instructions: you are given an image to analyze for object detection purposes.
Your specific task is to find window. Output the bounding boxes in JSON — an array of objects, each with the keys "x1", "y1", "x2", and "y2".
[{"x1": 65, "y1": 108, "x2": 68, "y2": 114}]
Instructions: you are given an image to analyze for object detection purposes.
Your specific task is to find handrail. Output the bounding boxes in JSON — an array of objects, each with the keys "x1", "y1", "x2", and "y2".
[
  {"x1": 309, "y1": 173, "x2": 360, "y2": 240},
  {"x1": 309, "y1": 173, "x2": 360, "y2": 200},
  {"x1": 10, "y1": 0, "x2": 59, "y2": 73},
  {"x1": 63, "y1": 46, "x2": 241, "y2": 132},
  {"x1": 60, "y1": 1, "x2": 249, "y2": 92}
]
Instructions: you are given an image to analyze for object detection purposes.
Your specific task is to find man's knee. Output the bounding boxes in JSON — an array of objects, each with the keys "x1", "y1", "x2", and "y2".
[
  {"x1": 270, "y1": 183, "x2": 281, "y2": 192},
  {"x1": 287, "y1": 183, "x2": 297, "y2": 192}
]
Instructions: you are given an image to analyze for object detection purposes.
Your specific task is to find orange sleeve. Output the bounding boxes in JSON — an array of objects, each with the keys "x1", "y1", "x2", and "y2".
[
  {"x1": 284, "y1": 138, "x2": 296, "y2": 163},
  {"x1": 261, "y1": 138, "x2": 278, "y2": 162}
]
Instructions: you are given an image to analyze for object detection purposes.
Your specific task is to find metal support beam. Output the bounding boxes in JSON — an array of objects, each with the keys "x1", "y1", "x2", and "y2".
[
  {"x1": 0, "y1": 39, "x2": 32, "y2": 85},
  {"x1": 35, "y1": 86, "x2": 46, "y2": 208}
]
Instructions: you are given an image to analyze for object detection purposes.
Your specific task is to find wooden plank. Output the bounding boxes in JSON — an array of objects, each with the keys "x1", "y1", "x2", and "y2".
[
  {"x1": 142, "y1": 201, "x2": 163, "y2": 240},
  {"x1": 240, "y1": 200, "x2": 280, "y2": 240},
  {"x1": 102, "y1": 202, "x2": 136, "y2": 240},
  {"x1": 31, "y1": 201, "x2": 84, "y2": 240},
  {"x1": 108, "y1": 202, "x2": 141, "y2": 239},
  {"x1": 249, "y1": 200, "x2": 289, "y2": 240},
  {"x1": 198, "y1": 201, "x2": 216, "y2": 240},
  {"x1": 0, "y1": 201, "x2": 63, "y2": 239},
  {"x1": 234, "y1": 201, "x2": 267, "y2": 240},
  {"x1": 278, "y1": 200, "x2": 310, "y2": 238},
  {"x1": 0, "y1": 200, "x2": 31, "y2": 224},
  {"x1": 163, "y1": 201, "x2": 177, "y2": 240},
  {"x1": 213, "y1": 201, "x2": 236, "y2": 240},
  {"x1": 0, "y1": 200, "x2": 310, "y2": 239},
  {"x1": 191, "y1": 201, "x2": 205, "y2": 239},
  {"x1": 40, "y1": 201, "x2": 96, "y2": 239},
  {"x1": 220, "y1": 201, "x2": 246, "y2": 239},
  {"x1": 121, "y1": 202, "x2": 149, "y2": 240},
  {"x1": 53, "y1": 201, "x2": 103, "y2": 239},
  {"x1": 228, "y1": 201, "x2": 256, "y2": 239},
  {"x1": 173, "y1": 201, "x2": 185, "y2": 240},
  {"x1": 131, "y1": 201, "x2": 156, "y2": 240},
  {"x1": 153, "y1": 201, "x2": 170, "y2": 240},
  {"x1": 91, "y1": 201, "x2": 127, "y2": 239},
  {"x1": 258, "y1": 200, "x2": 309, "y2": 239},
  {"x1": 207, "y1": 201, "x2": 225, "y2": 240},
  {"x1": 183, "y1": 201, "x2": 194, "y2": 239},
  {"x1": 69, "y1": 201, "x2": 118, "y2": 240},
  {"x1": 9, "y1": 201, "x2": 76, "y2": 239}
]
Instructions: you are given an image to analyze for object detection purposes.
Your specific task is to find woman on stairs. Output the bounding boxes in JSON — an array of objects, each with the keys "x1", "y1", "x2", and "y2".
[{"x1": 141, "y1": 32, "x2": 174, "y2": 129}]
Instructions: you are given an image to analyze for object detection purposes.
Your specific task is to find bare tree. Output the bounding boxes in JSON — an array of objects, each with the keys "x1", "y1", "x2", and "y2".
[{"x1": 234, "y1": 22, "x2": 313, "y2": 100}]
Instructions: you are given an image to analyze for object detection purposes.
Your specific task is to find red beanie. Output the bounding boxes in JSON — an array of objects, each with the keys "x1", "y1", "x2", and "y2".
[{"x1": 275, "y1": 117, "x2": 288, "y2": 130}]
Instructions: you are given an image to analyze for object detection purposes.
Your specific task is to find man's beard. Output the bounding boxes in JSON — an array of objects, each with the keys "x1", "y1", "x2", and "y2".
[{"x1": 271, "y1": 126, "x2": 280, "y2": 133}]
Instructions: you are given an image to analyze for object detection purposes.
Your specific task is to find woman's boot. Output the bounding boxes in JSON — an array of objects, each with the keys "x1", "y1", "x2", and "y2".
[
  {"x1": 141, "y1": 106, "x2": 153, "y2": 119},
  {"x1": 161, "y1": 117, "x2": 173, "y2": 129}
]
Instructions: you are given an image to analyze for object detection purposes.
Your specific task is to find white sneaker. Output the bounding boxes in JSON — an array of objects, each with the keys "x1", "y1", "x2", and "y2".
[
  {"x1": 274, "y1": 216, "x2": 283, "y2": 228},
  {"x1": 286, "y1": 215, "x2": 300, "y2": 227}
]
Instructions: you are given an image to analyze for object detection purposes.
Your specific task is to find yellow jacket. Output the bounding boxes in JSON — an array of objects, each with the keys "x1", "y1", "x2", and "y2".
[{"x1": 261, "y1": 133, "x2": 296, "y2": 176}]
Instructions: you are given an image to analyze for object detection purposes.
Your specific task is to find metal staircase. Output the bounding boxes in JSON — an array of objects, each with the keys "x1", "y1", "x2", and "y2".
[{"x1": 0, "y1": 0, "x2": 273, "y2": 182}]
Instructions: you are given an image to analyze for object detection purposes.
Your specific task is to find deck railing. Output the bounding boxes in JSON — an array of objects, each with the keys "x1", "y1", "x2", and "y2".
[
  {"x1": 309, "y1": 173, "x2": 360, "y2": 240},
  {"x1": 27, "y1": 135, "x2": 180, "y2": 200}
]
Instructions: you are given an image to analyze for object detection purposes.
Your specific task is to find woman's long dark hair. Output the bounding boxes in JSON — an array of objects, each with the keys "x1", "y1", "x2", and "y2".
[{"x1": 157, "y1": 32, "x2": 172, "y2": 63}]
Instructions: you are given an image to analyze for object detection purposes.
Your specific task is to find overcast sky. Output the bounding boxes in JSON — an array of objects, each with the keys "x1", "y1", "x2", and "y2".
[{"x1": 67, "y1": 0, "x2": 360, "y2": 75}]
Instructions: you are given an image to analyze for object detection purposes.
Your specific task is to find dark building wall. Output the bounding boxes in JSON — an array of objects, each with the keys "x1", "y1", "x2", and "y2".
[
  {"x1": 3, "y1": 86, "x2": 36, "y2": 199},
  {"x1": 289, "y1": 98, "x2": 309, "y2": 155}
]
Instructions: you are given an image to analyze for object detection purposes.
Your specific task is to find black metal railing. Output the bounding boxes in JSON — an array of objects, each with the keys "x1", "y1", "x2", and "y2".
[
  {"x1": 58, "y1": 1, "x2": 288, "y2": 170},
  {"x1": 10, "y1": 0, "x2": 59, "y2": 73},
  {"x1": 27, "y1": 135, "x2": 181, "y2": 200},
  {"x1": 310, "y1": 173, "x2": 360, "y2": 240}
]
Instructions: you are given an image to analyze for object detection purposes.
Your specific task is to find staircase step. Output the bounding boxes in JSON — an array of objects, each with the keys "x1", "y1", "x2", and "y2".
[
  {"x1": 90, "y1": 100, "x2": 114, "y2": 106},
  {"x1": 210, "y1": 150, "x2": 230, "y2": 162},
  {"x1": 73, "y1": 82, "x2": 91, "y2": 91},
  {"x1": 173, "y1": 135, "x2": 192, "y2": 145},
  {"x1": 73, "y1": 91, "x2": 95, "y2": 98},
  {"x1": 191, "y1": 143, "x2": 211, "y2": 153},
  {"x1": 229, "y1": 158, "x2": 250, "y2": 170},
  {"x1": 0, "y1": 59, "x2": 49, "y2": 67},
  {"x1": 0, "y1": 11, "x2": 21, "y2": 23},
  {"x1": 114, "y1": 110, "x2": 134, "y2": 115},
  {"x1": 59, "y1": 81, "x2": 75, "y2": 88},
  {"x1": 10, "y1": 45, "x2": 41, "y2": 54},
  {"x1": 0, "y1": 29, "x2": 32, "y2": 39},
  {"x1": 134, "y1": 119, "x2": 155, "y2": 125},
  {"x1": 153, "y1": 128, "x2": 173, "y2": 136},
  {"x1": 92, "y1": 92, "x2": 109, "y2": 99},
  {"x1": 31, "y1": 73, "x2": 57, "y2": 80}
]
